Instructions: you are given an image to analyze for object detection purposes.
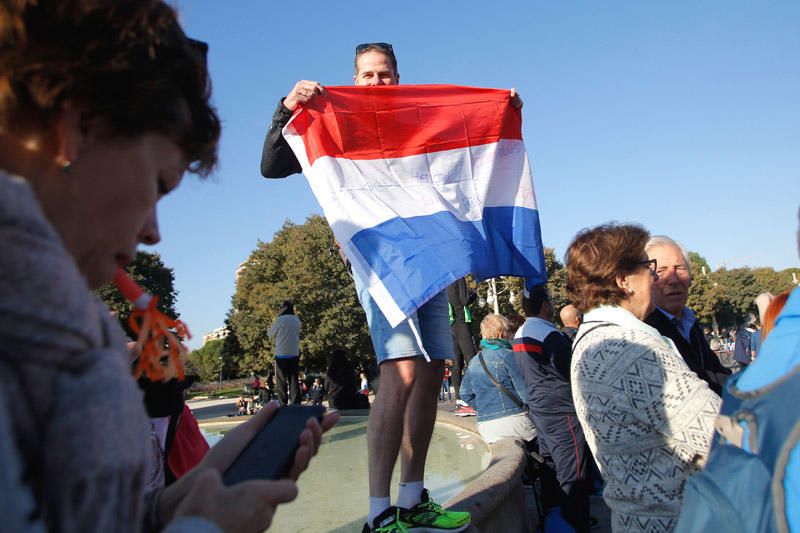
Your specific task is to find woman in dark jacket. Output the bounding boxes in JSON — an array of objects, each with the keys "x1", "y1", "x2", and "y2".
[{"x1": 325, "y1": 350, "x2": 369, "y2": 410}]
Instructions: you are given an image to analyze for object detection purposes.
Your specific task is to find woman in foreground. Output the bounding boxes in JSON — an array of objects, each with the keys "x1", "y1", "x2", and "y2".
[
  {"x1": 0, "y1": 1, "x2": 336, "y2": 531},
  {"x1": 565, "y1": 223, "x2": 720, "y2": 532}
]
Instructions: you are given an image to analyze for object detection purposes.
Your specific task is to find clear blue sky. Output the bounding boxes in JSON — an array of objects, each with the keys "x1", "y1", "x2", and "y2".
[{"x1": 156, "y1": 1, "x2": 800, "y2": 349}]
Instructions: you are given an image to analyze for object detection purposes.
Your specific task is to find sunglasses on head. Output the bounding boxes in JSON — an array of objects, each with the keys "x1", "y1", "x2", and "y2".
[
  {"x1": 355, "y1": 42, "x2": 394, "y2": 55},
  {"x1": 188, "y1": 38, "x2": 208, "y2": 59}
]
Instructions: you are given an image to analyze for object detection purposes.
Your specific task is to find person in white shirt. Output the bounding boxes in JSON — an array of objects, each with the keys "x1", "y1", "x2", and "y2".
[{"x1": 268, "y1": 300, "x2": 302, "y2": 405}]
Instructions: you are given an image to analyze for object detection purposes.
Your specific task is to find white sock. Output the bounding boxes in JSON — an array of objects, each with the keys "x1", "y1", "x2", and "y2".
[
  {"x1": 368, "y1": 496, "x2": 392, "y2": 525},
  {"x1": 397, "y1": 480, "x2": 424, "y2": 509}
]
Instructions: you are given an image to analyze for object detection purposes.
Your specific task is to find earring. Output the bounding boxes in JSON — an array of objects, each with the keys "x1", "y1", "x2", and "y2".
[
  {"x1": 624, "y1": 284, "x2": 634, "y2": 295},
  {"x1": 61, "y1": 159, "x2": 72, "y2": 174}
]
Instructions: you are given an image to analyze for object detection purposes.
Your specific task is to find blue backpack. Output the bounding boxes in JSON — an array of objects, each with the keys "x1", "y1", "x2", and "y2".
[{"x1": 675, "y1": 366, "x2": 800, "y2": 532}]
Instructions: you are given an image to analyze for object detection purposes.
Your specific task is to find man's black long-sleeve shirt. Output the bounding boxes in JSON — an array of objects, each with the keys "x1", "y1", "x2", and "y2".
[{"x1": 260, "y1": 99, "x2": 301, "y2": 178}]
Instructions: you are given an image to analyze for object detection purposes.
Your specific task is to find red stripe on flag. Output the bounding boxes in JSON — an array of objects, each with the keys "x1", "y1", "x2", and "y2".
[
  {"x1": 288, "y1": 84, "x2": 523, "y2": 166},
  {"x1": 513, "y1": 342, "x2": 542, "y2": 354}
]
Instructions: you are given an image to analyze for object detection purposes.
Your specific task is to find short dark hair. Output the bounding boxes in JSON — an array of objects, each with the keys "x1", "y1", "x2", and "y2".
[
  {"x1": 565, "y1": 223, "x2": 650, "y2": 313},
  {"x1": 521, "y1": 284, "x2": 550, "y2": 317},
  {"x1": 353, "y1": 42, "x2": 398, "y2": 76},
  {"x1": 0, "y1": 0, "x2": 220, "y2": 176},
  {"x1": 278, "y1": 300, "x2": 294, "y2": 315}
]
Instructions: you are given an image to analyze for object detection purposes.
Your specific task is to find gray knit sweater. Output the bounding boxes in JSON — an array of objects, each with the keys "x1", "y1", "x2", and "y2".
[
  {"x1": 571, "y1": 306, "x2": 721, "y2": 533},
  {"x1": 0, "y1": 171, "x2": 218, "y2": 532}
]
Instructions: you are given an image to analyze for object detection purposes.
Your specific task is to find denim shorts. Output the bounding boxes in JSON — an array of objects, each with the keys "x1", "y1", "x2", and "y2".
[{"x1": 352, "y1": 270, "x2": 454, "y2": 365}]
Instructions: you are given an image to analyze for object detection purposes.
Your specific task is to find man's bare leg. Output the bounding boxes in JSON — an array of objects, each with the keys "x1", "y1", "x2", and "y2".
[
  {"x1": 367, "y1": 358, "x2": 417, "y2": 497},
  {"x1": 399, "y1": 358, "x2": 444, "y2": 483}
]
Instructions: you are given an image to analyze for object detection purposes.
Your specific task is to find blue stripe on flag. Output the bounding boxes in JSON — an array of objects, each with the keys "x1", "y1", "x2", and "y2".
[{"x1": 350, "y1": 206, "x2": 547, "y2": 317}]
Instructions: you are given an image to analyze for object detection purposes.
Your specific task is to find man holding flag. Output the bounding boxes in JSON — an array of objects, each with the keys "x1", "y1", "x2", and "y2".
[{"x1": 260, "y1": 43, "x2": 531, "y2": 532}]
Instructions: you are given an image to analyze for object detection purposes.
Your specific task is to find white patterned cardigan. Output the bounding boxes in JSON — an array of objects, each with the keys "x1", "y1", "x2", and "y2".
[{"x1": 571, "y1": 306, "x2": 721, "y2": 532}]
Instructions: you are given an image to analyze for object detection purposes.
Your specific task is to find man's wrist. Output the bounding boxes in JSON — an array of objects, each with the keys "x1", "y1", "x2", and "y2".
[
  {"x1": 281, "y1": 95, "x2": 297, "y2": 112},
  {"x1": 271, "y1": 98, "x2": 294, "y2": 127}
]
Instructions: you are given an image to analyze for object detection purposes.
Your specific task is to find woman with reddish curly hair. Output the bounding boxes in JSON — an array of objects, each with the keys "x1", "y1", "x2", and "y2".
[
  {"x1": 565, "y1": 223, "x2": 721, "y2": 532},
  {"x1": 0, "y1": 1, "x2": 335, "y2": 531},
  {"x1": 761, "y1": 290, "x2": 791, "y2": 343}
]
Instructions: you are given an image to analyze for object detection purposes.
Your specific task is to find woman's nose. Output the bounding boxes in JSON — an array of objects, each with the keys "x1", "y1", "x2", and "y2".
[{"x1": 138, "y1": 208, "x2": 161, "y2": 245}]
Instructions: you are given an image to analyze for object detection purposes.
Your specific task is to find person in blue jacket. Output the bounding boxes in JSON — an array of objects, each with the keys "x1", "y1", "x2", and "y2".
[
  {"x1": 676, "y1": 209, "x2": 800, "y2": 532},
  {"x1": 460, "y1": 314, "x2": 536, "y2": 445}
]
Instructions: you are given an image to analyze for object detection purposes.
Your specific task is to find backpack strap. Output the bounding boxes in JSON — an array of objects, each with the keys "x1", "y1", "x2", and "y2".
[
  {"x1": 571, "y1": 320, "x2": 619, "y2": 355},
  {"x1": 477, "y1": 351, "x2": 528, "y2": 413}
]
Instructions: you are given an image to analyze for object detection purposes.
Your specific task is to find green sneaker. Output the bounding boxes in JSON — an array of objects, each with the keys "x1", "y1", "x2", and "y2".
[
  {"x1": 362, "y1": 507, "x2": 411, "y2": 533},
  {"x1": 402, "y1": 489, "x2": 471, "y2": 532}
]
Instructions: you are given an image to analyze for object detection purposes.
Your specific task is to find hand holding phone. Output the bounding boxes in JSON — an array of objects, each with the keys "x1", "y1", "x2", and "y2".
[
  {"x1": 223, "y1": 405, "x2": 325, "y2": 485},
  {"x1": 158, "y1": 403, "x2": 339, "y2": 530}
]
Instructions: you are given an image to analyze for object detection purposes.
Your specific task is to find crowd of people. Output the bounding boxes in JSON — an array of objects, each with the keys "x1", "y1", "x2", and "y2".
[
  {"x1": 0, "y1": 1, "x2": 796, "y2": 532},
  {"x1": 250, "y1": 224, "x2": 799, "y2": 533},
  {"x1": 450, "y1": 224, "x2": 799, "y2": 533}
]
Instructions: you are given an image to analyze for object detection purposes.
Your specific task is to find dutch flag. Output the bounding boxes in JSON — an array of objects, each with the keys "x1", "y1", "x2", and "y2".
[{"x1": 283, "y1": 84, "x2": 546, "y2": 327}]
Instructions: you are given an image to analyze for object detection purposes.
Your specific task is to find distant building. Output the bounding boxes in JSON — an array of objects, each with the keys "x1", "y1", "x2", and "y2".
[
  {"x1": 203, "y1": 326, "x2": 229, "y2": 345},
  {"x1": 235, "y1": 261, "x2": 249, "y2": 283}
]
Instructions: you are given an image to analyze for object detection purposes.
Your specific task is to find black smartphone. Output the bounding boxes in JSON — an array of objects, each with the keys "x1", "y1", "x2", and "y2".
[{"x1": 223, "y1": 405, "x2": 325, "y2": 485}]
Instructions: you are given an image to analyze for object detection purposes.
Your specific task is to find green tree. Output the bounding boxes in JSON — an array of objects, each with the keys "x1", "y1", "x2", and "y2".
[
  {"x1": 188, "y1": 338, "x2": 224, "y2": 383},
  {"x1": 96, "y1": 251, "x2": 179, "y2": 338},
  {"x1": 687, "y1": 252, "x2": 724, "y2": 327},
  {"x1": 711, "y1": 267, "x2": 761, "y2": 326},
  {"x1": 779, "y1": 268, "x2": 800, "y2": 291},
  {"x1": 688, "y1": 251, "x2": 712, "y2": 276},
  {"x1": 220, "y1": 314, "x2": 246, "y2": 376},
  {"x1": 685, "y1": 255, "x2": 800, "y2": 329},
  {"x1": 230, "y1": 215, "x2": 373, "y2": 374},
  {"x1": 751, "y1": 267, "x2": 798, "y2": 297},
  {"x1": 545, "y1": 247, "x2": 569, "y2": 325}
]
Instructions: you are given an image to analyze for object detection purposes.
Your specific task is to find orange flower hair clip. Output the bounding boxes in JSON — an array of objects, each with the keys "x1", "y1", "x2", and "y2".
[{"x1": 114, "y1": 268, "x2": 191, "y2": 381}]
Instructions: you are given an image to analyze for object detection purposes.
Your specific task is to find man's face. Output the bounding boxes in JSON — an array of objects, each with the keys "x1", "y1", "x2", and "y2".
[
  {"x1": 354, "y1": 51, "x2": 399, "y2": 86},
  {"x1": 648, "y1": 243, "x2": 692, "y2": 316}
]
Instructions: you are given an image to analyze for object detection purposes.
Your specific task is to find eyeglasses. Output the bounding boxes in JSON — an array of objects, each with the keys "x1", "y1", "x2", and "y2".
[
  {"x1": 655, "y1": 264, "x2": 690, "y2": 279},
  {"x1": 356, "y1": 42, "x2": 395, "y2": 56},
  {"x1": 635, "y1": 258, "x2": 658, "y2": 276}
]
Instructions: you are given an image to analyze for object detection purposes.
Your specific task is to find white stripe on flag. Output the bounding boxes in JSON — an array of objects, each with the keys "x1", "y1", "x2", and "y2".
[
  {"x1": 284, "y1": 130, "x2": 536, "y2": 245},
  {"x1": 343, "y1": 240, "x2": 407, "y2": 327}
]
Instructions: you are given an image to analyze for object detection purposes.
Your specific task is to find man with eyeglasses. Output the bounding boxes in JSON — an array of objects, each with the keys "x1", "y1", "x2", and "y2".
[
  {"x1": 644, "y1": 235, "x2": 731, "y2": 395},
  {"x1": 259, "y1": 43, "x2": 481, "y2": 533}
]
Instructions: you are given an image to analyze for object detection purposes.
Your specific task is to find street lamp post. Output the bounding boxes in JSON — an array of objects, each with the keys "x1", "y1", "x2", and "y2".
[
  {"x1": 480, "y1": 277, "x2": 517, "y2": 315},
  {"x1": 490, "y1": 278, "x2": 499, "y2": 314},
  {"x1": 218, "y1": 356, "x2": 223, "y2": 392}
]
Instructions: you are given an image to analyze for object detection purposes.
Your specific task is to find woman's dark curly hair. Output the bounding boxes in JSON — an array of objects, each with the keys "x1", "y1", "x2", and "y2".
[
  {"x1": 0, "y1": 0, "x2": 220, "y2": 176},
  {"x1": 565, "y1": 223, "x2": 650, "y2": 313}
]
